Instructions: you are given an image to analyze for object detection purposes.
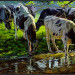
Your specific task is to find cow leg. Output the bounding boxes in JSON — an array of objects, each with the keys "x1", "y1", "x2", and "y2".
[
  {"x1": 62, "y1": 34, "x2": 69, "y2": 66},
  {"x1": 23, "y1": 32, "x2": 26, "y2": 40},
  {"x1": 27, "y1": 34, "x2": 33, "y2": 55},
  {"x1": 14, "y1": 25, "x2": 18, "y2": 40},
  {"x1": 4, "y1": 21, "x2": 7, "y2": 30},
  {"x1": 51, "y1": 37, "x2": 58, "y2": 52},
  {"x1": 4, "y1": 21, "x2": 8, "y2": 30},
  {"x1": 67, "y1": 44, "x2": 69, "y2": 54},
  {"x1": 28, "y1": 40, "x2": 32, "y2": 55},
  {"x1": 45, "y1": 29, "x2": 52, "y2": 53}
]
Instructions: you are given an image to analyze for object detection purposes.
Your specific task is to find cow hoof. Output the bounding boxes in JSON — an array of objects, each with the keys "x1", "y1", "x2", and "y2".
[
  {"x1": 48, "y1": 51, "x2": 53, "y2": 53},
  {"x1": 32, "y1": 51, "x2": 35, "y2": 54},
  {"x1": 29, "y1": 52, "x2": 33, "y2": 56},
  {"x1": 24, "y1": 38, "x2": 26, "y2": 40},
  {"x1": 15, "y1": 38, "x2": 18, "y2": 40},
  {"x1": 29, "y1": 51, "x2": 35, "y2": 56},
  {"x1": 15, "y1": 37, "x2": 18, "y2": 40},
  {"x1": 63, "y1": 49, "x2": 65, "y2": 52},
  {"x1": 29, "y1": 53, "x2": 33, "y2": 56}
]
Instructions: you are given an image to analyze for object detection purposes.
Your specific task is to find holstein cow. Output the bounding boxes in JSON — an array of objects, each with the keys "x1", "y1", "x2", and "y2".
[
  {"x1": 36, "y1": 8, "x2": 75, "y2": 31},
  {"x1": 0, "y1": 3, "x2": 36, "y2": 30},
  {"x1": 44, "y1": 15, "x2": 75, "y2": 63},
  {"x1": 6, "y1": 4, "x2": 36, "y2": 19},
  {"x1": 0, "y1": 5, "x2": 11, "y2": 29},
  {"x1": 4, "y1": 4, "x2": 36, "y2": 29},
  {"x1": 36, "y1": 8, "x2": 67, "y2": 30},
  {"x1": 13, "y1": 3, "x2": 37, "y2": 55}
]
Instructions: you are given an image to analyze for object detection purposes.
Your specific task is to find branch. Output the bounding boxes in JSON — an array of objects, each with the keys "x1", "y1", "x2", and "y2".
[{"x1": 61, "y1": 1, "x2": 74, "y2": 8}]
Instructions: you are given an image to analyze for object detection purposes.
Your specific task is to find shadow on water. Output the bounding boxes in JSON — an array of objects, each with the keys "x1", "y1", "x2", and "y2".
[{"x1": 0, "y1": 55, "x2": 75, "y2": 74}]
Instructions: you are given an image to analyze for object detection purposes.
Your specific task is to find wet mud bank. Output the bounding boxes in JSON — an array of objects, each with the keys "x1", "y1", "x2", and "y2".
[{"x1": 0, "y1": 53, "x2": 75, "y2": 74}]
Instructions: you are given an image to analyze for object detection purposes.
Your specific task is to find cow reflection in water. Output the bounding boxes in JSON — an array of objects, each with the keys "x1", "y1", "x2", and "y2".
[
  {"x1": 13, "y1": 57, "x2": 71, "y2": 73},
  {"x1": 0, "y1": 56, "x2": 74, "y2": 74},
  {"x1": 35, "y1": 57, "x2": 66, "y2": 70}
]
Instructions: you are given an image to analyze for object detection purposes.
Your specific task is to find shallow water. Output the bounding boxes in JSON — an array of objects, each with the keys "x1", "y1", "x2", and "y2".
[{"x1": 0, "y1": 55, "x2": 75, "y2": 74}]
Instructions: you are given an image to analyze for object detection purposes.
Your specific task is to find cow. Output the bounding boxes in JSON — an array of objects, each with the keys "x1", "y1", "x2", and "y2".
[
  {"x1": 0, "y1": 3, "x2": 36, "y2": 30},
  {"x1": 0, "y1": 5, "x2": 11, "y2": 29},
  {"x1": 67, "y1": 8, "x2": 75, "y2": 22},
  {"x1": 5, "y1": 3, "x2": 37, "y2": 40},
  {"x1": 36, "y1": 8, "x2": 74, "y2": 31},
  {"x1": 13, "y1": 3, "x2": 37, "y2": 55},
  {"x1": 6, "y1": 4, "x2": 36, "y2": 19},
  {"x1": 44, "y1": 15, "x2": 75, "y2": 64}
]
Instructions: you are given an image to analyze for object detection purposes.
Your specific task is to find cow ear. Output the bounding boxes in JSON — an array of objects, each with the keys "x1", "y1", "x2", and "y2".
[{"x1": 16, "y1": 7, "x2": 19, "y2": 11}]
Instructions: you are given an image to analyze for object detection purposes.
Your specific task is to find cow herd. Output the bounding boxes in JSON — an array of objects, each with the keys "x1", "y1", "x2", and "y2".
[{"x1": 0, "y1": 3, "x2": 75, "y2": 63}]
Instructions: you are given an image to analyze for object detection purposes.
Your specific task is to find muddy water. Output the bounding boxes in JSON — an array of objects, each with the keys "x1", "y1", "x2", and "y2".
[{"x1": 0, "y1": 55, "x2": 75, "y2": 74}]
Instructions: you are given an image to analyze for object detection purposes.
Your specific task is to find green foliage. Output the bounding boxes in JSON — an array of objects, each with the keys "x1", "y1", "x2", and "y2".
[
  {"x1": 48, "y1": 1, "x2": 54, "y2": 5},
  {"x1": 26, "y1": 1, "x2": 35, "y2": 5},
  {"x1": 57, "y1": 1, "x2": 74, "y2": 7},
  {"x1": 57, "y1": 1, "x2": 69, "y2": 6},
  {"x1": 36, "y1": 1, "x2": 54, "y2": 5}
]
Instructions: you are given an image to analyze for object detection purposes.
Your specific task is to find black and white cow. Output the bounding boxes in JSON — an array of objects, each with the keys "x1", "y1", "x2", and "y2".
[
  {"x1": 36, "y1": 8, "x2": 75, "y2": 31},
  {"x1": 0, "y1": 5, "x2": 11, "y2": 29},
  {"x1": 6, "y1": 4, "x2": 36, "y2": 19},
  {"x1": 36, "y1": 8, "x2": 67, "y2": 30},
  {"x1": 0, "y1": 3, "x2": 36, "y2": 30},
  {"x1": 13, "y1": 3, "x2": 37, "y2": 55},
  {"x1": 44, "y1": 15, "x2": 75, "y2": 63}
]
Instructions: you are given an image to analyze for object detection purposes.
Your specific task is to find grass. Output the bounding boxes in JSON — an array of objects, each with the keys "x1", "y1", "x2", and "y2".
[
  {"x1": 0, "y1": 13, "x2": 47, "y2": 58},
  {"x1": 0, "y1": 13, "x2": 75, "y2": 59}
]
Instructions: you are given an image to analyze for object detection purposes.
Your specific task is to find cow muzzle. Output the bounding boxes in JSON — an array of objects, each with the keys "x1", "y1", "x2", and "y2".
[{"x1": 5, "y1": 20, "x2": 12, "y2": 22}]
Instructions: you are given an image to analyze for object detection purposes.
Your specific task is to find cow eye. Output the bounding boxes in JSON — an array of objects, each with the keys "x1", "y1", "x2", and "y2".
[{"x1": 16, "y1": 7, "x2": 19, "y2": 11}]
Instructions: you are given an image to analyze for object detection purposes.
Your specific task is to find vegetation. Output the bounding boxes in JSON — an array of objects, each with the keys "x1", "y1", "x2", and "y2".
[
  {"x1": 0, "y1": 13, "x2": 74, "y2": 59},
  {"x1": 0, "y1": 1, "x2": 75, "y2": 59}
]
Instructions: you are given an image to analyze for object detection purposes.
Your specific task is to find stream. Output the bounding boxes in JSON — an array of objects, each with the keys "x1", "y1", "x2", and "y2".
[{"x1": 0, "y1": 54, "x2": 75, "y2": 74}]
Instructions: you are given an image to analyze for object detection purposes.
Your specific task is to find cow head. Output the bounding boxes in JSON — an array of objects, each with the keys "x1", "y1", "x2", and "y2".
[
  {"x1": 36, "y1": 8, "x2": 53, "y2": 31},
  {"x1": 25, "y1": 5, "x2": 36, "y2": 18},
  {"x1": 13, "y1": 3, "x2": 29, "y2": 17},
  {"x1": 27, "y1": 24, "x2": 38, "y2": 54},
  {"x1": 36, "y1": 20, "x2": 44, "y2": 31},
  {"x1": 30, "y1": 5, "x2": 36, "y2": 18},
  {"x1": 68, "y1": 8, "x2": 75, "y2": 16},
  {"x1": 13, "y1": 6, "x2": 21, "y2": 15}
]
